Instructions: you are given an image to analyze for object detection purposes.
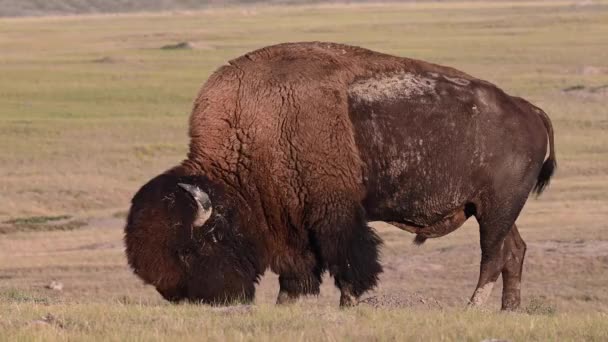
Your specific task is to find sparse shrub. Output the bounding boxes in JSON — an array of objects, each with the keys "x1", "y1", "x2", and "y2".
[
  {"x1": 1, "y1": 289, "x2": 49, "y2": 304},
  {"x1": 160, "y1": 42, "x2": 193, "y2": 50},
  {"x1": 113, "y1": 211, "x2": 128, "y2": 219},
  {"x1": 0, "y1": 215, "x2": 85, "y2": 234},
  {"x1": 116, "y1": 295, "x2": 143, "y2": 305},
  {"x1": 3, "y1": 215, "x2": 71, "y2": 225},
  {"x1": 524, "y1": 297, "x2": 557, "y2": 316}
]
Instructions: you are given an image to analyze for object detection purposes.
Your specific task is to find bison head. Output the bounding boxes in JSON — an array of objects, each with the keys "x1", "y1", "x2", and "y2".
[{"x1": 124, "y1": 170, "x2": 260, "y2": 305}]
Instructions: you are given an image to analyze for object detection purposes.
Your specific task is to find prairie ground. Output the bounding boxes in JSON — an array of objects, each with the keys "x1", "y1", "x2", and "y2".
[{"x1": 1, "y1": 1, "x2": 607, "y2": 341}]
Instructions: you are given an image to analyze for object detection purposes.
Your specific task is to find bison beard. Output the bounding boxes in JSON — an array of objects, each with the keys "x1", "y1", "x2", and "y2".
[{"x1": 124, "y1": 42, "x2": 555, "y2": 309}]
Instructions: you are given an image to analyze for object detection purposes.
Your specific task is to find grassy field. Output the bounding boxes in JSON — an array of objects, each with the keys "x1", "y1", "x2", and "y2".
[{"x1": 1, "y1": 1, "x2": 608, "y2": 340}]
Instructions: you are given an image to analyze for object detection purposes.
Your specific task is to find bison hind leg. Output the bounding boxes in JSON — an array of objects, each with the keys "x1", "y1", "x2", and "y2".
[
  {"x1": 470, "y1": 182, "x2": 534, "y2": 310},
  {"x1": 310, "y1": 200, "x2": 383, "y2": 307}
]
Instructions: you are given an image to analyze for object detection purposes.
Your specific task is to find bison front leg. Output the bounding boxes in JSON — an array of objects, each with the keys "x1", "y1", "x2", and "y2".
[
  {"x1": 276, "y1": 271, "x2": 323, "y2": 305},
  {"x1": 274, "y1": 249, "x2": 324, "y2": 305},
  {"x1": 311, "y1": 201, "x2": 383, "y2": 307}
]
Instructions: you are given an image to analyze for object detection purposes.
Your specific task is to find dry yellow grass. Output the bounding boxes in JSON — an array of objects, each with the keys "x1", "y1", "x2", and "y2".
[
  {"x1": 2, "y1": 303, "x2": 608, "y2": 341},
  {"x1": 1, "y1": 1, "x2": 607, "y2": 340}
]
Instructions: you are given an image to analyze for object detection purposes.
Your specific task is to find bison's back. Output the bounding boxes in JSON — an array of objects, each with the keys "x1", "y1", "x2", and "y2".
[
  {"x1": 187, "y1": 43, "x2": 403, "y2": 217},
  {"x1": 186, "y1": 42, "x2": 534, "y2": 229}
]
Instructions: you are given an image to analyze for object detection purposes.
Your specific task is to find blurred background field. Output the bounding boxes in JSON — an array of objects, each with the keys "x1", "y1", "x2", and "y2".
[{"x1": 0, "y1": 1, "x2": 607, "y2": 340}]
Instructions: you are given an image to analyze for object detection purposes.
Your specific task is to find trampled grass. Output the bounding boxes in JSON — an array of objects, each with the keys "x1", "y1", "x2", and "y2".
[{"x1": 1, "y1": 1, "x2": 607, "y2": 340}]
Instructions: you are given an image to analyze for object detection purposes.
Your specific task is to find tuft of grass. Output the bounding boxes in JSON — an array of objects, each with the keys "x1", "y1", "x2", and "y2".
[
  {"x1": 561, "y1": 85, "x2": 586, "y2": 92},
  {"x1": 524, "y1": 297, "x2": 557, "y2": 316},
  {"x1": 160, "y1": 42, "x2": 193, "y2": 50},
  {"x1": 112, "y1": 211, "x2": 128, "y2": 219},
  {"x1": 1, "y1": 289, "x2": 49, "y2": 304},
  {"x1": 0, "y1": 215, "x2": 86, "y2": 234},
  {"x1": 3, "y1": 215, "x2": 71, "y2": 225}
]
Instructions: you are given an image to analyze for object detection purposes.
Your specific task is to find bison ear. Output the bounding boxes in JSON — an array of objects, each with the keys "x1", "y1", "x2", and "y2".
[{"x1": 177, "y1": 183, "x2": 213, "y2": 227}]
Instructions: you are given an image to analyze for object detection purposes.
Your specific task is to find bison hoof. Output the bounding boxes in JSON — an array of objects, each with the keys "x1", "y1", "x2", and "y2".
[
  {"x1": 500, "y1": 299, "x2": 521, "y2": 311},
  {"x1": 339, "y1": 293, "x2": 358, "y2": 308}
]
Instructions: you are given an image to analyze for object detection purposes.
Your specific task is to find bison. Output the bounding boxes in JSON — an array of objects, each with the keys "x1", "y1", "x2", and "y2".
[{"x1": 124, "y1": 42, "x2": 555, "y2": 310}]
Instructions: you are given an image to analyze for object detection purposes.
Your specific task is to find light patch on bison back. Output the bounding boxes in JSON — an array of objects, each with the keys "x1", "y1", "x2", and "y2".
[{"x1": 349, "y1": 72, "x2": 436, "y2": 103}]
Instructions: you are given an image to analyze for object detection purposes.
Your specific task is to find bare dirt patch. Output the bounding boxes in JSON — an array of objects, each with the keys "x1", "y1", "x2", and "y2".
[
  {"x1": 530, "y1": 239, "x2": 608, "y2": 257},
  {"x1": 580, "y1": 65, "x2": 608, "y2": 75},
  {"x1": 359, "y1": 291, "x2": 443, "y2": 310}
]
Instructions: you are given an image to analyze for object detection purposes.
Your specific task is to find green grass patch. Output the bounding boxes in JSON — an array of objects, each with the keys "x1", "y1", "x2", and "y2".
[
  {"x1": 0, "y1": 289, "x2": 49, "y2": 304},
  {"x1": 3, "y1": 215, "x2": 71, "y2": 225},
  {"x1": 524, "y1": 296, "x2": 558, "y2": 316},
  {"x1": 0, "y1": 215, "x2": 86, "y2": 234}
]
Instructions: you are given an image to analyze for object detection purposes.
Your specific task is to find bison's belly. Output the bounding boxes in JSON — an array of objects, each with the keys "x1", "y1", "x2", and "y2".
[
  {"x1": 348, "y1": 72, "x2": 488, "y2": 225},
  {"x1": 359, "y1": 138, "x2": 480, "y2": 226}
]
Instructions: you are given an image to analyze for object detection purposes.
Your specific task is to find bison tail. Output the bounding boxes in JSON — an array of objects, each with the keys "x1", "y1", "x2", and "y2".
[{"x1": 533, "y1": 108, "x2": 556, "y2": 195}]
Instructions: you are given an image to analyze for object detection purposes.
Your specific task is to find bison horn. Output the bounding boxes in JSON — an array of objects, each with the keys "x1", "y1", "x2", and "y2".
[{"x1": 177, "y1": 183, "x2": 213, "y2": 227}]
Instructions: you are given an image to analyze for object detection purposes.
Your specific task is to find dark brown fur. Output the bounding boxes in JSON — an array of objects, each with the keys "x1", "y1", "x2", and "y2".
[{"x1": 125, "y1": 42, "x2": 555, "y2": 309}]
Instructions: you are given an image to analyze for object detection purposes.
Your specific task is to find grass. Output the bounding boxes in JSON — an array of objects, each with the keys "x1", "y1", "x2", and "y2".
[
  {"x1": 3, "y1": 215, "x2": 71, "y2": 225},
  {"x1": 0, "y1": 215, "x2": 86, "y2": 234},
  {"x1": 1, "y1": 300, "x2": 607, "y2": 341},
  {"x1": 0, "y1": 288, "x2": 50, "y2": 304},
  {"x1": 0, "y1": 1, "x2": 607, "y2": 340},
  {"x1": 524, "y1": 296, "x2": 557, "y2": 316},
  {"x1": 0, "y1": 0, "x2": 366, "y2": 17}
]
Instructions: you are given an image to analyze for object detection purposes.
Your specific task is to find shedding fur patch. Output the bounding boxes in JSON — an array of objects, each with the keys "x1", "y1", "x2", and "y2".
[{"x1": 349, "y1": 72, "x2": 436, "y2": 103}]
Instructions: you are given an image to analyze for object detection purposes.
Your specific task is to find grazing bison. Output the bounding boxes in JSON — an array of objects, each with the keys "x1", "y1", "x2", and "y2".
[{"x1": 124, "y1": 42, "x2": 555, "y2": 310}]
